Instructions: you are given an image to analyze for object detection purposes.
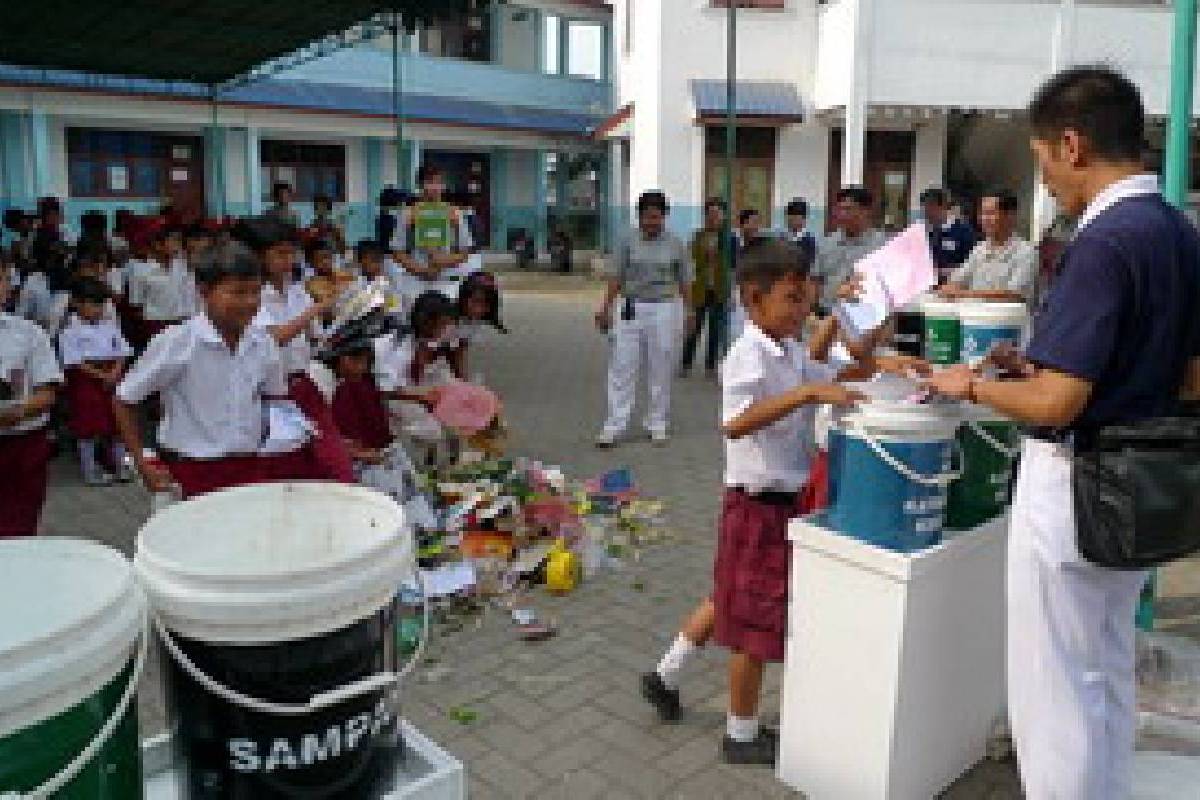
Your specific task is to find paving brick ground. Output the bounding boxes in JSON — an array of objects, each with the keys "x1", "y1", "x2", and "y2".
[{"x1": 40, "y1": 275, "x2": 1200, "y2": 798}]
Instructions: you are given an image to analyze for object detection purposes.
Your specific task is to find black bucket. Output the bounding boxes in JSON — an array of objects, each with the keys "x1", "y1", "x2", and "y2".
[{"x1": 893, "y1": 310, "x2": 926, "y2": 357}]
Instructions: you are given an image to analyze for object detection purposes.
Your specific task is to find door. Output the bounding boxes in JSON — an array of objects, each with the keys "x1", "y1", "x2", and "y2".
[
  {"x1": 704, "y1": 126, "x2": 778, "y2": 219},
  {"x1": 827, "y1": 130, "x2": 916, "y2": 233},
  {"x1": 163, "y1": 137, "x2": 206, "y2": 222}
]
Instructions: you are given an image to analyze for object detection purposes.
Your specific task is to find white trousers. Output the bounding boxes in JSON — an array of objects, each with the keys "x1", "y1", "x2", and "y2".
[
  {"x1": 1008, "y1": 438, "x2": 1147, "y2": 800},
  {"x1": 602, "y1": 298, "x2": 683, "y2": 436}
]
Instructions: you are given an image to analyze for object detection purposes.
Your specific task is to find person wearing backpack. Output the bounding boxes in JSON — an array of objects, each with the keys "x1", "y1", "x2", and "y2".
[{"x1": 929, "y1": 66, "x2": 1200, "y2": 800}]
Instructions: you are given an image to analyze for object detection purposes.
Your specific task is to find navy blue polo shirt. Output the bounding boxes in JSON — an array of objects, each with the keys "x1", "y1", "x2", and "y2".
[
  {"x1": 1027, "y1": 194, "x2": 1200, "y2": 429},
  {"x1": 929, "y1": 219, "x2": 976, "y2": 272}
]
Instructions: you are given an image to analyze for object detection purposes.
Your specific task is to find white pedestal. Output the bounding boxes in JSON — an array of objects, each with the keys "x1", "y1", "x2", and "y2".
[{"x1": 778, "y1": 516, "x2": 1008, "y2": 800}]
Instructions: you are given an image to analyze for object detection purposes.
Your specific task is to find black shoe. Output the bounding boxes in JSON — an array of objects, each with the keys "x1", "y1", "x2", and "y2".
[
  {"x1": 640, "y1": 671, "x2": 682, "y2": 722},
  {"x1": 721, "y1": 728, "x2": 779, "y2": 766}
]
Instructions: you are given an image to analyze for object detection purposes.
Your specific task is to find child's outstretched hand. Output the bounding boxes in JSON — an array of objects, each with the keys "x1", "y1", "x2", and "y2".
[
  {"x1": 806, "y1": 383, "x2": 867, "y2": 408},
  {"x1": 835, "y1": 273, "x2": 865, "y2": 302},
  {"x1": 876, "y1": 354, "x2": 932, "y2": 378}
]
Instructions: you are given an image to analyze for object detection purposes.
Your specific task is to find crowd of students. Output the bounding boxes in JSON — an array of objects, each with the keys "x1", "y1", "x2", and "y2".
[{"x1": 0, "y1": 164, "x2": 505, "y2": 536}]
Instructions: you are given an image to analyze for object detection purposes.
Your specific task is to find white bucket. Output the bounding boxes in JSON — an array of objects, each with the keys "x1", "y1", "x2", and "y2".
[
  {"x1": 957, "y1": 301, "x2": 1029, "y2": 366},
  {"x1": 135, "y1": 481, "x2": 414, "y2": 644},
  {"x1": 0, "y1": 537, "x2": 144, "y2": 740}
]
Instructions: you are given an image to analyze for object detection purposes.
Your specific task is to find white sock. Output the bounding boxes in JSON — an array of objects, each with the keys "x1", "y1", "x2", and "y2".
[
  {"x1": 726, "y1": 714, "x2": 760, "y2": 743},
  {"x1": 655, "y1": 633, "x2": 699, "y2": 690},
  {"x1": 78, "y1": 439, "x2": 100, "y2": 477}
]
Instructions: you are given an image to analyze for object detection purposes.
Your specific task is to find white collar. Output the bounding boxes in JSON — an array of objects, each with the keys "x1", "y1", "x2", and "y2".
[
  {"x1": 744, "y1": 320, "x2": 787, "y2": 358},
  {"x1": 1076, "y1": 173, "x2": 1160, "y2": 233}
]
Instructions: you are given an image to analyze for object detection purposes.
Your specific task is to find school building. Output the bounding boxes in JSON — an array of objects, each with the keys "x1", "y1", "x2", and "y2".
[
  {"x1": 608, "y1": 0, "x2": 1200, "y2": 238},
  {"x1": 0, "y1": 1, "x2": 616, "y2": 251}
]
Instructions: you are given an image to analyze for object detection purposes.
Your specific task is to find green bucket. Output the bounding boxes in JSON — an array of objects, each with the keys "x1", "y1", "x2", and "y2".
[
  {"x1": 922, "y1": 300, "x2": 962, "y2": 365},
  {"x1": 0, "y1": 538, "x2": 146, "y2": 799},
  {"x1": 947, "y1": 409, "x2": 1019, "y2": 530}
]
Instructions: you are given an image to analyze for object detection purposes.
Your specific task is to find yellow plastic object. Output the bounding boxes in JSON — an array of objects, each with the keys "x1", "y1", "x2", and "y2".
[{"x1": 544, "y1": 538, "x2": 580, "y2": 594}]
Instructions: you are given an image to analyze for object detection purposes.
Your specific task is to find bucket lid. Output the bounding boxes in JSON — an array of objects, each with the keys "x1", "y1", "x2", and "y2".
[
  {"x1": 956, "y1": 301, "x2": 1029, "y2": 325},
  {"x1": 839, "y1": 401, "x2": 961, "y2": 440},
  {"x1": 920, "y1": 299, "x2": 960, "y2": 319},
  {"x1": 135, "y1": 482, "x2": 414, "y2": 644},
  {"x1": 0, "y1": 538, "x2": 144, "y2": 737},
  {"x1": 958, "y1": 401, "x2": 1016, "y2": 425}
]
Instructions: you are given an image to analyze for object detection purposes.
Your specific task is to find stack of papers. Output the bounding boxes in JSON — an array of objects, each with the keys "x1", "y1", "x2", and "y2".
[{"x1": 834, "y1": 223, "x2": 936, "y2": 341}]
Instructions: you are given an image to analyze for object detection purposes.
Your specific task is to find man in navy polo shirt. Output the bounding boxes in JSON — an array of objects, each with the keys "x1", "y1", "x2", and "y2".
[
  {"x1": 930, "y1": 66, "x2": 1200, "y2": 799},
  {"x1": 921, "y1": 187, "x2": 976, "y2": 283}
]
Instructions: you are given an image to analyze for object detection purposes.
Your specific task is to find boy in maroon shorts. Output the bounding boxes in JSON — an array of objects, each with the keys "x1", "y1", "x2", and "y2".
[{"x1": 710, "y1": 239, "x2": 866, "y2": 765}]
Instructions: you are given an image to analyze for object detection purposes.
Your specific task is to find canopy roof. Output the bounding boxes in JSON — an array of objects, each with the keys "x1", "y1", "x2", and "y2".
[{"x1": 0, "y1": 0, "x2": 466, "y2": 86}]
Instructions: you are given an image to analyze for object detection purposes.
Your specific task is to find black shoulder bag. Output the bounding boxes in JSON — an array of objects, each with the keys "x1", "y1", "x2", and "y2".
[{"x1": 1072, "y1": 409, "x2": 1200, "y2": 569}]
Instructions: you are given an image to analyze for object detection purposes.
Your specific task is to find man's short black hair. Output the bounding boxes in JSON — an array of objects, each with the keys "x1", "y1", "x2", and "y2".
[
  {"x1": 982, "y1": 189, "x2": 1020, "y2": 213},
  {"x1": 313, "y1": 193, "x2": 333, "y2": 208},
  {"x1": 785, "y1": 198, "x2": 809, "y2": 218},
  {"x1": 919, "y1": 188, "x2": 948, "y2": 206},
  {"x1": 835, "y1": 185, "x2": 873, "y2": 208},
  {"x1": 1028, "y1": 65, "x2": 1145, "y2": 163},
  {"x1": 416, "y1": 165, "x2": 445, "y2": 186},
  {"x1": 194, "y1": 241, "x2": 264, "y2": 287},
  {"x1": 636, "y1": 190, "x2": 669, "y2": 216},
  {"x1": 272, "y1": 182, "x2": 293, "y2": 201},
  {"x1": 704, "y1": 197, "x2": 727, "y2": 213},
  {"x1": 355, "y1": 239, "x2": 385, "y2": 259},
  {"x1": 738, "y1": 208, "x2": 761, "y2": 226},
  {"x1": 70, "y1": 276, "x2": 110, "y2": 304},
  {"x1": 735, "y1": 238, "x2": 813, "y2": 292}
]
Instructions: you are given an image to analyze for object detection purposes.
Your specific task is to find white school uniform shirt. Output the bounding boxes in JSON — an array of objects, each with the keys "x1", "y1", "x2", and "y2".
[
  {"x1": 123, "y1": 258, "x2": 159, "y2": 307},
  {"x1": 116, "y1": 314, "x2": 288, "y2": 458},
  {"x1": 373, "y1": 334, "x2": 417, "y2": 392},
  {"x1": 139, "y1": 259, "x2": 190, "y2": 322},
  {"x1": 58, "y1": 317, "x2": 132, "y2": 367},
  {"x1": 721, "y1": 321, "x2": 837, "y2": 494},
  {"x1": 15, "y1": 273, "x2": 69, "y2": 335},
  {"x1": 253, "y1": 281, "x2": 314, "y2": 375},
  {"x1": 0, "y1": 312, "x2": 64, "y2": 434}
]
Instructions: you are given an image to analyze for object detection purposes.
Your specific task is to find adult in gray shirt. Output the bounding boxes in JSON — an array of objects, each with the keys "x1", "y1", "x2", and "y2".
[
  {"x1": 813, "y1": 186, "x2": 887, "y2": 312},
  {"x1": 939, "y1": 189, "x2": 1038, "y2": 305},
  {"x1": 595, "y1": 191, "x2": 695, "y2": 447}
]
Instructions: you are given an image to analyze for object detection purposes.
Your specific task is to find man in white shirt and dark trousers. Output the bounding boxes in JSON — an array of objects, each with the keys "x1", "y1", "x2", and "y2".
[
  {"x1": 594, "y1": 191, "x2": 694, "y2": 447},
  {"x1": 930, "y1": 66, "x2": 1200, "y2": 800}
]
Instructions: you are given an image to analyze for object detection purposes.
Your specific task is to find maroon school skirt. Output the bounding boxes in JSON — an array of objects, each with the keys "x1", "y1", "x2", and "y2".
[
  {"x1": 263, "y1": 374, "x2": 354, "y2": 484},
  {"x1": 65, "y1": 367, "x2": 117, "y2": 439},
  {"x1": 712, "y1": 486, "x2": 816, "y2": 663},
  {"x1": 0, "y1": 429, "x2": 53, "y2": 537}
]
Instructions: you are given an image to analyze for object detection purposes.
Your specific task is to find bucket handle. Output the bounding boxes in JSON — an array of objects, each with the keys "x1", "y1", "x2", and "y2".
[
  {"x1": 851, "y1": 424, "x2": 964, "y2": 488},
  {"x1": 5, "y1": 613, "x2": 150, "y2": 800},
  {"x1": 967, "y1": 420, "x2": 1018, "y2": 460},
  {"x1": 153, "y1": 571, "x2": 431, "y2": 717}
]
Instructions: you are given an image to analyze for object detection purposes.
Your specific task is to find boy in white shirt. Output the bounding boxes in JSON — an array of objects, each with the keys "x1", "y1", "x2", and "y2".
[
  {"x1": 114, "y1": 241, "x2": 293, "y2": 499},
  {"x1": 0, "y1": 267, "x2": 64, "y2": 536}
]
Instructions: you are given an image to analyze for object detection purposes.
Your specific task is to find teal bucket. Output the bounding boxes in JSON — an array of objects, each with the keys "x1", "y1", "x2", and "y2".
[
  {"x1": 0, "y1": 538, "x2": 146, "y2": 799},
  {"x1": 827, "y1": 404, "x2": 962, "y2": 552}
]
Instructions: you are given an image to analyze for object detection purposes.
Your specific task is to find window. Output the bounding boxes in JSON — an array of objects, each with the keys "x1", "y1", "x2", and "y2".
[
  {"x1": 260, "y1": 141, "x2": 346, "y2": 202},
  {"x1": 67, "y1": 129, "x2": 202, "y2": 199},
  {"x1": 567, "y1": 21, "x2": 604, "y2": 80},
  {"x1": 543, "y1": 14, "x2": 561, "y2": 74}
]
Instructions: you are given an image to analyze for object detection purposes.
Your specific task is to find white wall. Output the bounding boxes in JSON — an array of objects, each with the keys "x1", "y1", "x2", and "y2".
[
  {"x1": 224, "y1": 129, "x2": 248, "y2": 205},
  {"x1": 775, "y1": 122, "x2": 830, "y2": 224},
  {"x1": 814, "y1": 0, "x2": 855, "y2": 111},
  {"x1": 345, "y1": 138, "x2": 367, "y2": 203},
  {"x1": 910, "y1": 113, "x2": 947, "y2": 215}
]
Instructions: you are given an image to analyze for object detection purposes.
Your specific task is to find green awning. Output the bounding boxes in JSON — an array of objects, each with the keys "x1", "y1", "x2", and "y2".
[{"x1": 0, "y1": 0, "x2": 467, "y2": 86}]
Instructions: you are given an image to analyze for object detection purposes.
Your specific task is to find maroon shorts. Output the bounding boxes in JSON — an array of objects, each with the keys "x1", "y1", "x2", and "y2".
[
  {"x1": 712, "y1": 488, "x2": 811, "y2": 663},
  {"x1": 0, "y1": 429, "x2": 52, "y2": 537},
  {"x1": 166, "y1": 455, "x2": 266, "y2": 500},
  {"x1": 65, "y1": 368, "x2": 117, "y2": 439}
]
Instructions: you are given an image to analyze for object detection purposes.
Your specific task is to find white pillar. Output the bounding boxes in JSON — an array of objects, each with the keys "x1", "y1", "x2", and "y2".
[
  {"x1": 1033, "y1": 0, "x2": 1076, "y2": 236},
  {"x1": 841, "y1": 0, "x2": 875, "y2": 186},
  {"x1": 245, "y1": 126, "x2": 262, "y2": 216}
]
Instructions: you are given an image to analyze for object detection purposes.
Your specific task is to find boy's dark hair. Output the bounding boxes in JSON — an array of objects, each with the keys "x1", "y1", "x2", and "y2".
[
  {"x1": 313, "y1": 193, "x2": 333, "y2": 209},
  {"x1": 735, "y1": 238, "x2": 813, "y2": 292},
  {"x1": 1028, "y1": 65, "x2": 1145, "y2": 163},
  {"x1": 919, "y1": 188, "x2": 948, "y2": 206},
  {"x1": 416, "y1": 165, "x2": 444, "y2": 186},
  {"x1": 304, "y1": 238, "x2": 335, "y2": 262},
  {"x1": 982, "y1": 189, "x2": 1020, "y2": 213},
  {"x1": 73, "y1": 244, "x2": 110, "y2": 270},
  {"x1": 409, "y1": 290, "x2": 457, "y2": 340},
  {"x1": 704, "y1": 197, "x2": 727, "y2": 214},
  {"x1": 194, "y1": 241, "x2": 263, "y2": 288},
  {"x1": 70, "y1": 276, "x2": 110, "y2": 304},
  {"x1": 355, "y1": 239, "x2": 385, "y2": 260},
  {"x1": 458, "y1": 272, "x2": 507, "y2": 334},
  {"x1": 379, "y1": 187, "x2": 404, "y2": 209},
  {"x1": 272, "y1": 182, "x2": 293, "y2": 202},
  {"x1": 183, "y1": 223, "x2": 213, "y2": 242},
  {"x1": 80, "y1": 210, "x2": 108, "y2": 235},
  {"x1": 835, "y1": 185, "x2": 874, "y2": 208},
  {"x1": 738, "y1": 208, "x2": 760, "y2": 226},
  {"x1": 231, "y1": 216, "x2": 299, "y2": 253},
  {"x1": 785, "y1": 198, "x2": 809, "y2": 218},
  {"x1": 636, "y1": 190, "x2": 669, "y2": 216}
]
